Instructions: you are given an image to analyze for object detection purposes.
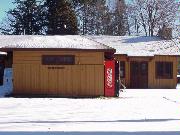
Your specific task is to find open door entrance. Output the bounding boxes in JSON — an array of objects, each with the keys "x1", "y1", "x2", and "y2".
[{"x1": 130, "y1": 61, "x2": 148, "y2": 88}]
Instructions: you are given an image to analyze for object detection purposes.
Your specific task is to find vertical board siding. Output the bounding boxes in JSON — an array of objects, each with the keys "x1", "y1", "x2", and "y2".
[
  {"x1": 115, "y1": 55, "x2": 131, "y2": 88},
  {"x1": 148, "y1": 56, "x2": 177, "y2": 89},
  {"x1": 115, "y1": 55, "x2": 177, "y2": 89},
  {"x1": 40, "y1": 66, "x2": 49, "y2": 94},
  {"x1": 13, "y1": 51, "x2": 104, "y2": 97}
]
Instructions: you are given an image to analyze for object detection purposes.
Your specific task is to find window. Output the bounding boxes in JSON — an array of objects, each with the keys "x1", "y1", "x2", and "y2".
[
  {"x1": 120, "y1": 61, "x2": 125, "y2": 78},
  {"x1": 42, "y1": 55, "x2": 75, "y2": 65},
  {"x1": 156, "y1": 62, "x2": 173, "y2": 79},
  {"x1": 141, "y1": 62, "x2": 148, "y2": 75}
]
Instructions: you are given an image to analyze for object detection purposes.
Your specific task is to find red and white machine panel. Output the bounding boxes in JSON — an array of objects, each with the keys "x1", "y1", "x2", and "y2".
[{"x1": 105, "y1": 60, "x2": 115, "y2": 97}]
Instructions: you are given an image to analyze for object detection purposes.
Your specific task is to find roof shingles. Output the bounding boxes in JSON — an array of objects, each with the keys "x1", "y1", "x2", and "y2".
[
  {"x1": 89, "y1": 36, "x2": 180, "y2": 56},
  {"x1": 0, "y1": 35, "x2": 113, "y2": 50},
  {"x1": 0, "y1": 35, "x2": 179, "y2": 56}
]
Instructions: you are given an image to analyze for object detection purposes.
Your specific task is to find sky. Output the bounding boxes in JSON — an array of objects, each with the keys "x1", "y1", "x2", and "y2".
[
  {"x1": 0, "y1": 0, "x2": 131, "y2": 22},
  {"x1": 0, "y1": 0, "x2": 14, "y2": 22},
  {"x1": 0, "y1": 0, "x2": 179, "y2": 23}
]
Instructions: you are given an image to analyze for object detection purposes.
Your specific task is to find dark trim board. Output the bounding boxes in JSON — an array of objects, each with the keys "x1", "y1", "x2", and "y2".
[{"x1": 0, "y1": 48, "x2": 116, "y2": 53}]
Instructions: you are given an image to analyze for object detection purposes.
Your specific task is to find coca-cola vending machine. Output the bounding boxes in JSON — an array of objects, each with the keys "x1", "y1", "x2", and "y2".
[{"x1": 104, "y1": 60, "x2": 115, "y2": 97}]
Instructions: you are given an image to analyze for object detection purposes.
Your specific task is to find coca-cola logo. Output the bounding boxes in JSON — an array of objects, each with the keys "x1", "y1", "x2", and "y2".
[{"x1": 107, "y1": 68, "x2": 113, "y2": 88}]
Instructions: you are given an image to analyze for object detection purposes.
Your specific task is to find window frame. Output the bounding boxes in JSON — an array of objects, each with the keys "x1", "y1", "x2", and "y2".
[
  {"x1": 155, "y1": 62, "x2": 173, "y2": 79},
  {"x1": 42, "y1": 55, "x2": 75, "y2": 65}
]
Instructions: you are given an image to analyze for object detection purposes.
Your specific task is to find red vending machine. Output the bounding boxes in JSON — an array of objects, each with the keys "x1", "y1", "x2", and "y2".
[{"x1": 105, "y1": 60, "x2": 115, "y2": 97}]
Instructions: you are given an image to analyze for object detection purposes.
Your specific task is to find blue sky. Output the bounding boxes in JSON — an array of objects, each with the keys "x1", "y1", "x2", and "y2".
[
  {"x1": 0, "y1": 0, "x2": 14, "y2": 22},
  {"x1": 0, "y1": 0, "x2": 179, "y2": 22}
]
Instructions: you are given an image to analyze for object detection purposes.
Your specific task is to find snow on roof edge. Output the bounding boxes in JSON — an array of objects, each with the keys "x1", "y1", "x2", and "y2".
[
  {"x1": 82, "y1": 35, "x2": 116, "y2": 51},
  {"x1": 0, "y1": 35, "x2": 115, "y2": 52}
]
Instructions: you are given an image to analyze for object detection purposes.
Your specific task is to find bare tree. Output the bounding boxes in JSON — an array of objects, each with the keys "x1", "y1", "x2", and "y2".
[{"x1": 127, "y1": 0, "x2": 179, "y2": 36}]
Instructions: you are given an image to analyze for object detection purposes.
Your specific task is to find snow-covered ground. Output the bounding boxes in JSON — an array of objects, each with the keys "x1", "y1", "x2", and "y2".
[
  {"x1": 0, "y1": 89, "x2": 180, "y2": 135},
  {"x1": 176, "y1": 83, "x2": 180, "y2": 89}
]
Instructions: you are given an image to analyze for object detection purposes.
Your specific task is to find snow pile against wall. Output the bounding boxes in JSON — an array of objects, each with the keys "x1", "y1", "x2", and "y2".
[{"x1": 0, "y1": 68, "x2": 13, "y2": 97}]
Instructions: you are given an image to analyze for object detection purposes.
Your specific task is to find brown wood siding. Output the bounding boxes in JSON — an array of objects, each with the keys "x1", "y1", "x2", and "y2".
[
  {"x1": 115, "y1": 55, "x2": 177, "y2": 89},
  {"x1": 115, "y1": 55, "x2": 130, "y2": 88},
  {"x1": 13, "y1": 51, "x2": 104, "y2": 97},
  {"x1": 148, "y1": 56, "x2": 177, "y2": 89}
]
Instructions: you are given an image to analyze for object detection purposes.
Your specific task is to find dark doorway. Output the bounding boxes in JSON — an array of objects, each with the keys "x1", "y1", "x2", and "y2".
[{"x1": 130, "y1": 61, "x2": 148, "y2": 88}]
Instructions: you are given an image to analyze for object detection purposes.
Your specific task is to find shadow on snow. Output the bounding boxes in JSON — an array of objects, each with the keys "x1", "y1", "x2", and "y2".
[{"x1": 1, "y1": 118, "x2": 180, "y2": 124}]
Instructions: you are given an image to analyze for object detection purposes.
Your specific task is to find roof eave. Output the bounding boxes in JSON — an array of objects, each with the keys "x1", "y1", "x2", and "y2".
[
  {"x1": 114, "y1": 53, "x2": 180, "y2": 57},
  {"x1": 0, "y1": 48, "x2": 116, "y2": 53}
]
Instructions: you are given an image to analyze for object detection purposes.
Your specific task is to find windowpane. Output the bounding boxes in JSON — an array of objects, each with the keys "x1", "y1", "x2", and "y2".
[
  {"x1": 156, "y1": 62, "x2": 173, "y2": 79},
  {"x1": 42, "y1": 55, "x2": 75, "y2": 65},
  {"x1": 164, "y1": 63, "x2": 173, "y2": 78},
  {"x1": 156, "y1": 62, "x2": 163, "y2": 77},
  {"x1": 141, "y1": 62, "x2": 148, "y2": 75},
  {"x1": 120, "y1": 61, "x2": 125, "y2": 78}
]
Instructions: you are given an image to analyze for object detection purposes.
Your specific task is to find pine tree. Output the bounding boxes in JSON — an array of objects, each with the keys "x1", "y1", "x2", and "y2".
[
  {"x1": 75, "y1": 0, "x2": 111, "y2": 35},
  {"x1": 111, "y1": 0, "x2": 128, "y2": 36},
  {"x1": 74, "y1": 0, "x2": 127, "y2": 35},
  {"x1": 73, "y1": 0, "x2": 92, "y2": 35},
  {"x1": 90, "y1": 0, "x2": 110, "y2": 35},
  {"x1": 0, "y1": 0, "x2": 45, "y2": 35},
  {"x1": 46, "y1": 0, "x2": 78, "y2": 35}
]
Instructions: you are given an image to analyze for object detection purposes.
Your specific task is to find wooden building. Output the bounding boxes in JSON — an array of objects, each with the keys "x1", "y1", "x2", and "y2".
[
  {"x1": 0, "y1": 52, "x2": 7, "y2": 85},
  {"x1": 90, "y1": 36, "x2": 180, "y2": 89},
  {"x1": 0, "y1": 35, "x2": 115, "y2": 97}
]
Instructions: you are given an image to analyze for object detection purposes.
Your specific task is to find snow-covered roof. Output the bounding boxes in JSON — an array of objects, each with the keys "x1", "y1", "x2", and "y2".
[
  {"x1": 0, "y1": 35, "x2": 114, "y2": 52},
  {"x1": 88, "y1": 36, "x2": 180, "y2": 56},
  {"x1": 0, "y1": 35, "x2": 179, "y2": 56}
]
